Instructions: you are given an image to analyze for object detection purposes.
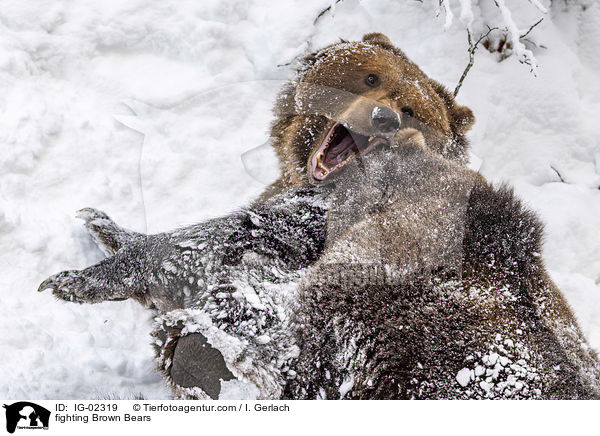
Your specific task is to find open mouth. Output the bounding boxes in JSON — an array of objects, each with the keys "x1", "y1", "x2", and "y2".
[{"x1": 311, "y1": 122, "x2": 388, "y2": 181}]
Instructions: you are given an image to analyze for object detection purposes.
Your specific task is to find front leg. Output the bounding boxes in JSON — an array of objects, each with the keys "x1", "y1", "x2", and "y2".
[
  {"x1": 38, "y1": 244, "x2": 148, "y2": 304},
  {"x1": 38, "y1": 187, "x2": 328, "y2": 309}
]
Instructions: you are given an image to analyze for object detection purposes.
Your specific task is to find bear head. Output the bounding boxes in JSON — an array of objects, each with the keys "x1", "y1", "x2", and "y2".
[{"x1": 270, "y1": 33, "x2": 475, "y2": 187}]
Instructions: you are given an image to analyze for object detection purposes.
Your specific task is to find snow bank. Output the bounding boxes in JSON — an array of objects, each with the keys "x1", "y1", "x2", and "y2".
[{"x1": 1, "y1": 0, "x2": 599, "y2": 398}]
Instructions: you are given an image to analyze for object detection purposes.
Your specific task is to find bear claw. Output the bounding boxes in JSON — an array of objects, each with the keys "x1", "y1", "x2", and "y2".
[
  {"x1": 76, "y1": 207, "x2": 112, "y2": 225},
  {"x1": 37, "y1": 270, "x2": 90, "y2": 304}
]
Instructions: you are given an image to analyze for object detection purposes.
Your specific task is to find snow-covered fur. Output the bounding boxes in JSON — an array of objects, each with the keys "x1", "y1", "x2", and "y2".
[
  {"x1": 40, "y1": 187, "x2": 327, "y2": 399},
  {"x1": 39, "y1": 128, "x2": 600, "y2": 399},
  {"x1": 286, "y1": 134, "x2": 600, "y2": 399}
]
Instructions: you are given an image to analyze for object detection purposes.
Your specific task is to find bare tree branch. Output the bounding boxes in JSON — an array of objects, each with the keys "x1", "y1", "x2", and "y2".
[
  {"x1": 454, "y1": 26, "x2": 498, "y2": 96},
  {"x1": 314, "y1": 0, "x2": 343, "y2": 25},
  {"x1": 551, "y1": 166, "x2": 567, "y2": 183},
  {"x1": 520, "y1": 17, "x2": 543, "y2": 39}
]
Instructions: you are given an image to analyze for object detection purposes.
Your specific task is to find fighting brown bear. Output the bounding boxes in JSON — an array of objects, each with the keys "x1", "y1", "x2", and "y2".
[{"x1": 38, "y1": 34, "x2": 600, "y2": 399}]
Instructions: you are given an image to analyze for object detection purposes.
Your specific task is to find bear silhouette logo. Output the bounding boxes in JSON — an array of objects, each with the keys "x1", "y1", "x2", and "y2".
[{"x1": 2, "y1": 402, "x2": 50, "y2": 433}]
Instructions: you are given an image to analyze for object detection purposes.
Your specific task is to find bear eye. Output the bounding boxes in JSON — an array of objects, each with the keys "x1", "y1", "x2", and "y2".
[
  {"x1": 364, "y1": 73, "x2": 380, "y2": 87},
  {"x1": 401, "y1": 106, "x2": 415, "y2": 118}
]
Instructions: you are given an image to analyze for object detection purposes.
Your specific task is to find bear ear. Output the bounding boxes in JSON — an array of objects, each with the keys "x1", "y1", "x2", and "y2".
[
  {"x1": 362, "y1": 33, "x2": 393, "y2": 46},
  {"x1": 362, "y1": 33, "x2": 410, "y2": 61},
  {"x1": 429, "y1": 79, "x2": 475, "y2": 135},
  {"x1": 451, "y1": 104, "x2": 475, "y2": 135}
]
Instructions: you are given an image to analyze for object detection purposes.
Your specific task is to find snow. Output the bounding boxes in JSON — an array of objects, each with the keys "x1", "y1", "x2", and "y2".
[
  {"x1": 452, "y1": 328, "x2": 545, "y2": 399},
  {"x1": 441, "y1": 0, "x2": 455, "y2": 30},
  {"x1": 218, "y1": 379, "x2": 260, "y2": 400},
  {"x1": 339, "y1": 375, "x2": 354, "y2": 398},
  {"x1": 495, "y1": 0, "x2": 539, "y2": 72},
  {"x1": 1, "y1": 0, "x2": 600, "y2": 399},
  {"x1": 456, "y1": 368, "x2": 472, "y2": 387}
]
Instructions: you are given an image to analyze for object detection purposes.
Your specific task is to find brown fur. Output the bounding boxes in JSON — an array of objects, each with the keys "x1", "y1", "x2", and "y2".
[{"x1": 284, "y1": 132, "x2": 600, "y2": 399}]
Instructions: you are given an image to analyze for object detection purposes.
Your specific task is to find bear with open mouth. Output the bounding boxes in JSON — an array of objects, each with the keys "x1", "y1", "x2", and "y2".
[
  {"x1": 258, "y1": 32, "x2": 474, "y2": 199},
  {"x1": 37, "y1": 34, "x2": 600, "y2": 399}
]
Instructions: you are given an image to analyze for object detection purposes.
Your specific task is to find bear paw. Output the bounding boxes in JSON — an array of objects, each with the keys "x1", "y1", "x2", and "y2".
[
  {"x1": 38, "y1": 270, "x2": 113, "y2": 304},
  {"x1": 76, "y1": 207, "x2": 112, "y2": 223},
  {"x1": 76, "y1": 207, "x2": 134, "y2": 256}
]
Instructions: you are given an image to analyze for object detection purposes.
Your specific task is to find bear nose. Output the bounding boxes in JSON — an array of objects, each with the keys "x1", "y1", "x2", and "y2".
[{"x1": 371, "y1": 106, "x2": 400, "y2": 136}]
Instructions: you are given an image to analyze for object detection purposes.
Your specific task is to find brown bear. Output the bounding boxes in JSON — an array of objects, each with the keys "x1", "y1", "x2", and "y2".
[{"x1": 38, "y1": 34, "x2": 600, "y2": 400}]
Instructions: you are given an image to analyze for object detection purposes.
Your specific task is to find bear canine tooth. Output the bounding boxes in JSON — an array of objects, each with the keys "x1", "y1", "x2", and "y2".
[{"x1": 316, "y1": 157, "x2": 328, "y2": 173}]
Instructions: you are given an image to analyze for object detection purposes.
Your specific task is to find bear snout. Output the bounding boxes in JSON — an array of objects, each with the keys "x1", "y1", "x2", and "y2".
[{"x1": 371, "y1": 106, "x2": 401, "y2": 136}]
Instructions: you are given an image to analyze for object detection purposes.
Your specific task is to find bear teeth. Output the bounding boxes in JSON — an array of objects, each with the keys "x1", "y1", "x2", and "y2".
[{"x1": 316, "y1": 155, "x2": 329, "y2": 174}]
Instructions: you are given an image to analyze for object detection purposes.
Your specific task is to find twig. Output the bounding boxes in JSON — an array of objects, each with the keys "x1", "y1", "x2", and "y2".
[
  {"x1": 454, "y1": 26, "x2": 498, "y2": 96},
  {"x1": 550, "y1": 166, "x2": 566, "y2": 183},
  {"x1": 520, "y1": 18, "x2": 543, "y2": 39},
  {"x1": 440, "y1": 0, "x2": 454, "y2": 29},
  {"x1": 494, "y1": 0, "x2": 539, "y2": 74},
  {"x1": 314, "y1": 0, "x2": 343, "y2": 25}
]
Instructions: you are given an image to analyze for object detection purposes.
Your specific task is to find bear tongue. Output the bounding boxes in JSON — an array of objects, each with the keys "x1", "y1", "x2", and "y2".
[{"x1": 325, "y1": 134, "x2": 356, "y2": 166}]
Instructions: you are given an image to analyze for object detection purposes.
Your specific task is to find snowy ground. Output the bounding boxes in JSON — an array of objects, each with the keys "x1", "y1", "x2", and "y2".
[{"x1": 1, "y1": 0, "x2": 599, "y2": 399}]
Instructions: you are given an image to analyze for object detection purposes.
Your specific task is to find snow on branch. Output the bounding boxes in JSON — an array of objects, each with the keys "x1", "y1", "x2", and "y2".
[
  {"x1": 457, "y1": 0, "x2": 474, "y2": 29},
  {"x1": 528, "y1": 0, "x2": 548, "y2": 14},
  {"x1": 494, "y1": 0, "x2": 540, "y2": 73},
  {"x1": 441, "y1": 0, "x2": 455, "y2": 29},
  {"x1": 438, "y1": 0, "x2": 547, "y2": 92}
]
